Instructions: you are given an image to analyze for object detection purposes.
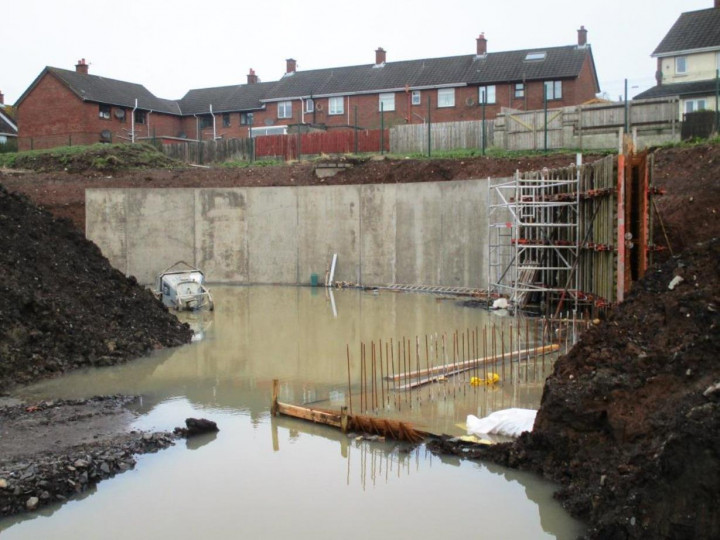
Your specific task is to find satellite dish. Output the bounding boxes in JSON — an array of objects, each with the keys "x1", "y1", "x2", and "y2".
[
  {"x1": 114, "y1": 108, "x2": 126, "y2": 119},
  {"x1": 100, "y1": 129, "x2": 112, "y2": 142},
  {"x1": 466, "y1": 97, "x2": 476, "y2": 107}
]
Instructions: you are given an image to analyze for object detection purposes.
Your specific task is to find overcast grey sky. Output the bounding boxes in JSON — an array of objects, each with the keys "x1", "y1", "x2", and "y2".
[{"x1": 2, "y1": 0, "x2": 711, "y2": 106}]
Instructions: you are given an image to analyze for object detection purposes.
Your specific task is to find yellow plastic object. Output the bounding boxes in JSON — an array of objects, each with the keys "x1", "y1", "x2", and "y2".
[{"x1": 470, "y1": 373, "x2": 500, "y2": 386}]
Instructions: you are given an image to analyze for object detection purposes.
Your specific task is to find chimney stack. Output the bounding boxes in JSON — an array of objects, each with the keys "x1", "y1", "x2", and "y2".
[
  {"x1": 476, "y1": 33, "x2": 487, "y2": 56},
  {"x1": 75, "y1": 58, "x2": 89, "y2": 74},
  {"x1": 247, "y1": 68, "x2": 258, "y2": 84},
  {"x1": 375, "y1": 47, "x2": 386, "y2": 65},
  {"x1": 577, "y1": 26, "x2": 588, "y2": 47},
  {"x1": 286, "y1": 58, "x2": 296, "y2": 74},
  {"x1": 0, "y1": 90, "x2": 4, "y2": 105},
  {"x1": 716, "y1": 0, "x2": 719, "y2": 8}
]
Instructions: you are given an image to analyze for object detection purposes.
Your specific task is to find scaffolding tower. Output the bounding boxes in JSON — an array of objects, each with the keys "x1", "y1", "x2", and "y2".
[{"x1": 488, "y1": 156, "x2": 582, "y2": 313}]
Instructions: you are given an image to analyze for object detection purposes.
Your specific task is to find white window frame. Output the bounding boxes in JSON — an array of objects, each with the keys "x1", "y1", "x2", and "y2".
[
  {"x1": 514, "y1": 83, "x2": 525, "y2": 98},
  {"x1": 437, "y1": 88, "x2": 455, "y2": 108},
  {"x1": 684, "y1": 99, "x2": 707, "y2": 113},
  {"x1": 544, "y1": 80, "x2": 563, "y2": 100},
  {"x1": 478, "y1": 85, "x2": 496, "y2": 105},
  {"x1": 277, "y1": 101, "x2": 293, "y2": 119},
  {"x1": 675, "y1": 56, "x2": 687, "y2": 75},
  {"x1": 379, "y1": 93, "x2": 395, "y2": 112},
  {"x1": 329, "y1": 96, "x2": 344, "y2": 115},
  {"x1": 411, "y1": 90, "x2": 421, "y2": 105},
  {"x1": 305, "y1": 99, "x2": 314, "y2": 113}
]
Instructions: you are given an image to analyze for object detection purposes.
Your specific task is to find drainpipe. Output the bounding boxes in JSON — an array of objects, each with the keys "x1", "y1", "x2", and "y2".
[
  {"x1": 210, "y1": 105, "x2": 216, "y2": 140},
  {"x1": 347, "y1": 96, "x2": 350, "y2": 126},
  {"x1": 147, "y1": 110, "x2": 153, "y2": 138},
  {"x1": 194, "y1": 114, "x2": 200, "y2": 141},
  {"x1": 301, "y1": 98, "x2": 305, "y2": 124},
  {"x1": 131, "y1": 98, "x2": 138, "y2": 143}
]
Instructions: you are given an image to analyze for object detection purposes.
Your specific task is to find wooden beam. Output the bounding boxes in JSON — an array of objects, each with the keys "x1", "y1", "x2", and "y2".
[{"x1": 389, "y1": 343, "x2": 559, "y2": 382}]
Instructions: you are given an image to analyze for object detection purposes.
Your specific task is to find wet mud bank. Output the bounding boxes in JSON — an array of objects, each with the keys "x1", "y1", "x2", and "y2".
[
  {"x1": 0, "y1": 396, "x2": 177, "y2": 517},
  {"x1": 430, "y1": 238, "x2": 720, "y2": 539}
]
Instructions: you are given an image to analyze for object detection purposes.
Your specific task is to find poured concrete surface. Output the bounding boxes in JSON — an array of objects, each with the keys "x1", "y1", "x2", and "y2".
[{"x1": 86, "y1": 180, "x2": 489, "y2": 287}]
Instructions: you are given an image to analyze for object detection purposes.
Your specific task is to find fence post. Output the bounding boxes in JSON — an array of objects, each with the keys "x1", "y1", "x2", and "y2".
[
  {"x1": 481, "y1": 92, "x2": 487, "y2": 156},
  {"x1": 544, "y1": 84, "x2": 548, "y2": 153},
  {"x1": 427, "y1": 96, "x2": 431, "y2": 157},
  {"x1": 354, "y1": 106, "x2": 358, "y2": 154},
  {"x1": 380, "y1": 103, "x2": 385, "y2": 155},
  {"x1": 715, "y1": 69, "x2": 720, "y2": 137}
]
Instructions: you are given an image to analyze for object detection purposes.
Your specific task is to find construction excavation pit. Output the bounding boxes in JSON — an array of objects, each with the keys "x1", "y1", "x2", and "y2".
[{"x1": 1, "y1": 142, "x2": 718, "y2": 539}]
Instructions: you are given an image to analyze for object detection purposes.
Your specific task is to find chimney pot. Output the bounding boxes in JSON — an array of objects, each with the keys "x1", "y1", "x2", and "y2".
[
  {"x1": 247, "y1": 68, "x2": 258, "y2": 84},
  {"x1": 476, "y1": 33, "x2": 487, "y2": 56},
  {"x1": 716, "y1": 0, "x2": 719, "y2": 9},
  {"x1": 0, "y1": 90, "x2": 4, "y2": 105},
  {"x1": 577, "y1": 26, "x2": 588, "y2": 47},
  {"x1": 375, "y1": 47, "x2": 386, "y2": 65},
  {"x1": 75, "y1": 58, "x2": 89, "y2": 74},
  {"x1": 286, "y1": 58, "x2": 297, "y2": 74}
]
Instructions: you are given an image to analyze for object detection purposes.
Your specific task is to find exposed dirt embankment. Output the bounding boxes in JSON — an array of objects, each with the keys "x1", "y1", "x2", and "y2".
[
  {"x1": 431, "y1": 237, "x2": 720, "y2": 539},
  {"x1": 0, "y1": 183, "x2": 193, "y2": 392}
]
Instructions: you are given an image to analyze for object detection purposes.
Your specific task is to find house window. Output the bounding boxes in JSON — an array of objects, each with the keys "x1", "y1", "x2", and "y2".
[
  {"x1": 99, "y1": 104, "x2": 111, "y2": 120},
  {"x1": 437, "y1": 88, "x2": 455, "y2": 108},
  {"x1": 379, "y1": 93, "x2": 395, "y2": 112},
  {"x1": 329, "y1": 97, "x2": 344, "y2": 115},
  {"x1": 544, "y1": 80, "x2": 563, "y2": 100},
  {"x1": 514, "y1": 83, "x2": 525, "y2": 98},
  {"x1": 305, "y1": 99, "x2": 314, "y2": 113},
  {"x1": 222, "y1": 113, "x2": 231, "y2": 128},
  {"x1": 200, "y1": 115, "x2": 213, "y2": 129},
  {"x1": 684, "y1": 99, "x2": 707, "y2": 113},
  {"x1": 411, "y1": 90, "x2": 421, "y2": 105},
  {"x1": 240, "y1": 112, "x2": 253, "y2": 125},
  {"x1": 525, "y1": 52, "x2": 546, "y2": 61},
  {"x1": 478, "y1": 85, "x2": 496, "y2": 104},
  {"x1": 675, "y1": 56, "x2": 687, "y2": 75},
  {"x1": 278, "y1": 101, "x2": 292, "y2": 119},
  {"x1": 135, "y1": 110, "x2": 147, "y2": 124}
]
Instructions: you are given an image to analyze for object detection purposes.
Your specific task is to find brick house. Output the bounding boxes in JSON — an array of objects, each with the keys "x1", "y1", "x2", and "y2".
[
  {"x1": 634, "y1": 1, "x2": 720, "y2": 115},
  {"x1": 15, "y1": 27, "x2": 599, "y2": 151}
]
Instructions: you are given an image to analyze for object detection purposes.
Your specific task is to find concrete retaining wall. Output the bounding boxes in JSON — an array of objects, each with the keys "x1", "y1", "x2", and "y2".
[{"x1": 86, "y1": 180, "x2": 489, "y2": 288}]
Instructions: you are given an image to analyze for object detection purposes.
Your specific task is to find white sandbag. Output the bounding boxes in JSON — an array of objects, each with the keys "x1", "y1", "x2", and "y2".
[{"x1": 466, "y1": 408, "x2": 537, "y2": 438}]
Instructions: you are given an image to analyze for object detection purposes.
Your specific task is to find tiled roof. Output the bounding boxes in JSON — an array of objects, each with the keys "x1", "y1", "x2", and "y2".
[
  {"x1": 653, "y1": 8, "x2": 720, "y2": 55},
  {"x1": 633, "y1": 80, "x2": 719, "y2": 100},
  {"x1": 178, "y1": 81, "x2": 272, "y2": 114},
  {"x1": 16, "y1": 43, "x2": 595, "y2": 116},
  {"x1": 0, "y1": 111, "x2": 17, "y2": 136},
  {"x1": 262, "y1": 45, "x2": 593, "y2": 101},
  {"x1": 47, "y1": 67, "x2": 182, "y2": 114}
]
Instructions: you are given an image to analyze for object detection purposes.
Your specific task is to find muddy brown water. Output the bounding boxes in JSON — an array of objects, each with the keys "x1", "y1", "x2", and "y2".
[{"x1": 2, "y1": 286, "x2": 585, "y2": 539}]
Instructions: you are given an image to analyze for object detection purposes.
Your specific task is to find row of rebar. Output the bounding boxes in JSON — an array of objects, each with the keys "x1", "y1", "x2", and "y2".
[{"x1": 345, "y1": 314, "x2": 591, "y2": 416}]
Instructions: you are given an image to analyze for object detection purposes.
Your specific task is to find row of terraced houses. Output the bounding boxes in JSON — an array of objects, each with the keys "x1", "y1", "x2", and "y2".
[
  {"x1": 13, "y1": 2, "x2": 720, "y2": 152},
  {"x1": 15, "y1": 27, "x2": 599, "y2": 151}
]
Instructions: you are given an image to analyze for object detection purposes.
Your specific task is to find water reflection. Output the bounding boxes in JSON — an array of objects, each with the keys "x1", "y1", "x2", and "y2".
[{"x1": 4, "y1": 286, "x2": 584, "y2": 539}]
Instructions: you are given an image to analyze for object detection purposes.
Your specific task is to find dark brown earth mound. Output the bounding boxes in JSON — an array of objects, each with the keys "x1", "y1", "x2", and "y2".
[
  {"x1": 431, "y1": 237, "x2": 720, "y2": 539},
  {"x1": 0, "y1": 183, "x2": 193, "y2": 391},
  {"x1": 7, "y1": 143, "x2": 179, "y2": 174}
]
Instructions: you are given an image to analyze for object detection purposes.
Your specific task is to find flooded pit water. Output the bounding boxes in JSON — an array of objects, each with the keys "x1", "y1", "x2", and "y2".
[{"x1": 2, "y1": 286, "x2": 585, "y2": 539}]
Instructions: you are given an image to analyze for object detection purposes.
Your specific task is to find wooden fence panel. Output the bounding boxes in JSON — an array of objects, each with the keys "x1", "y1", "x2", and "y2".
[{"x1": 390, "y1": 120, "x2": 494, "y2": 154}]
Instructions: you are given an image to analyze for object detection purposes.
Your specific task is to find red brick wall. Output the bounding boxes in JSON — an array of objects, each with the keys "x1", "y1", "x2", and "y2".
[{"x1": 17, "y1": 72, "x2": 183, "y2": 150}]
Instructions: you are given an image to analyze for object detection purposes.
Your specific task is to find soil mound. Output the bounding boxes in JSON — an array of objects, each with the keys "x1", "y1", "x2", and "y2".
[
  {"x1": 432, "y1": 238, "x2": 720, "y2": 538},
  {"x1": 8, "y1": 143, "x2": 179, "y2": 173},
  {"x1": 0, "y1": 183, "x2": 193, "y2": 391}
]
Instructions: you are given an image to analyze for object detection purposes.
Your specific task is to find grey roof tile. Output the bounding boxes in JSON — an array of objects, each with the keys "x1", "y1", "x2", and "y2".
[
  {"x1": 177, "y1": 81, "x2": 272, "y2": 114},
  {"x1": 48, "y1": 67, "x2": 181, "y2": 114},
  {"x1": 633, "y1": 80, "x2": 719, "y2": 100},
  {"x1": 653, "y1": 8, "x2": 720, "y2": 55},
  {"x1": 262, "y1": 45, "x2": 593, "y2": 100}
]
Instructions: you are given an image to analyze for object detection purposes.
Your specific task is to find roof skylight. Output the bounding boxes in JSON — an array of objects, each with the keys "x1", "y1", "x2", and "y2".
[{"x1": 525, "y1": 52, "x2": 547, "y2": 61}]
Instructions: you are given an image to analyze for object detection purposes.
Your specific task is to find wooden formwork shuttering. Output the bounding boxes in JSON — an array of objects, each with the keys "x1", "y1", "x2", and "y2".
[{"x1": 488, "y1": 152, "x2": 654, "y2": 314}]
